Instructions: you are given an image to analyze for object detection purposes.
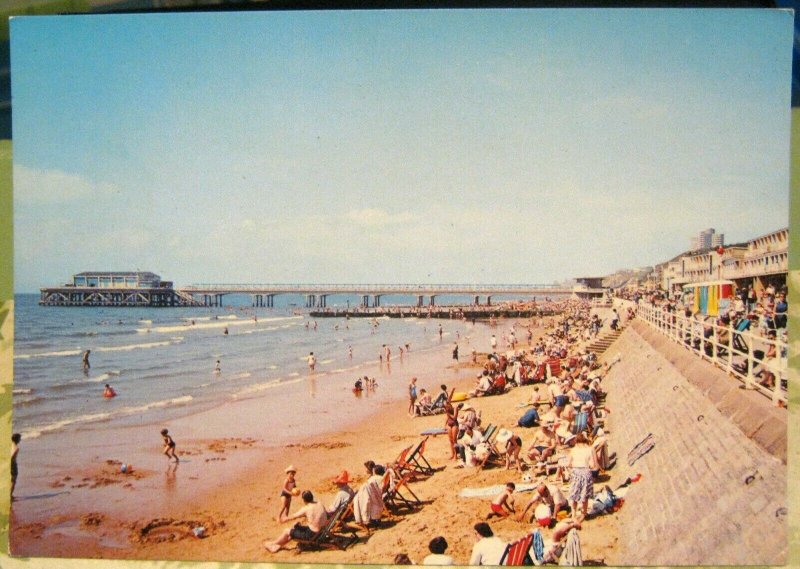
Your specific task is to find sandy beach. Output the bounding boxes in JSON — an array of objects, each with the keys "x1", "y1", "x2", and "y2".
[{"x1": 9, "y1": 314, "x2": 621, "y2": 563}]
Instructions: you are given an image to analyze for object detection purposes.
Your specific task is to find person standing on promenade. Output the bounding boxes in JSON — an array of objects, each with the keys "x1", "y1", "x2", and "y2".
[
  {"x1": 408, "y1": 377, "x2": 418, "y2": 417},
  {"x1": 307, "y1": 352, "x2": 316, "y2": 372},
  {"x1": 10, "y1": 433, "x2": 21, "y2": 500},
  {"x1": 160, "y1": 428, "x2": 179, "y2": 462},
  {"x1": 82, "y1": 349, "x2": 91, "y2": 371}
]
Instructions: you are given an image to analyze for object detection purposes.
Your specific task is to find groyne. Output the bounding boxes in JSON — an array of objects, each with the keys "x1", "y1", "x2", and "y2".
[{"x1": 602, "y1": 320, "x2": 787, "y2": 565}]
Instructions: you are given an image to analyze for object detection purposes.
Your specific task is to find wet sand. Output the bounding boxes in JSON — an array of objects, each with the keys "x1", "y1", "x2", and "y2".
[{"x1": 10, "y1": 316, "x2": 620, "y2": 564}]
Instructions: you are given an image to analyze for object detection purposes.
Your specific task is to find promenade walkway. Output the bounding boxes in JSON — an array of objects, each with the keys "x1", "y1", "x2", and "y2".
[{"x1": 602, "y1": 321, "x2": 786, "y2": 565}]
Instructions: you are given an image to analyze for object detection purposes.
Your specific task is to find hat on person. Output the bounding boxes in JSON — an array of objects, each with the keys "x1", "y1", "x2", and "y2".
[
  {"x1": 333, "y1": 470, "x2": 350, "y2": 484},
  {"x1": 285, "y1": 465, "x2": 297, "y2": 473},
  {"x1": 496, "y1": 429, "x2": 513, "y2": 445},
  {"x1": 461, "y1": 403, "x2": 474, "y2": 412}
]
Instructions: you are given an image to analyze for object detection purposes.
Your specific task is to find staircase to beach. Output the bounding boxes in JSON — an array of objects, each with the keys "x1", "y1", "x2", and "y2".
[{"x1": 585, "y1": 326, "x2": 625, "y2": 355}]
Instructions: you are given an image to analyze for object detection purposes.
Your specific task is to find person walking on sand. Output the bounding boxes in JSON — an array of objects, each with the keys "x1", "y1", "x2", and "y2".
[
  {"x1": 278, "y1": 465, "x2": 298, "y2": 520},
  {"x1": 82, "y1": 349, "x2": 91, "y2": 371},
  {"x1": 307, "y1": 352, "x2": 317, "y2": 371},
  {"x1": 408, "y1": 377, "x2": 418, "y2": 417},
  {"x1": 160, "y1": 428, "x2": 179, "y2": 462},
  {"x1": 452, "y1": 343, "x2": 459, "y2": 361},
  {"x1": 10, "y1": 433, "x2": 21, "y2": 500}
]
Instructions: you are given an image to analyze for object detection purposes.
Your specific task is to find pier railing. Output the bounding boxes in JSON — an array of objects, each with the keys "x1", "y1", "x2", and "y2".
[{"x1": 633, "y1": 302, "x2": 787, "y2": 407}]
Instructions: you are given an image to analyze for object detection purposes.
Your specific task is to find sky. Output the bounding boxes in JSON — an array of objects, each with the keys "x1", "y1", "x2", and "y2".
[{"x1": 9, "y1": 9, "x2": 794, "y2": 292}]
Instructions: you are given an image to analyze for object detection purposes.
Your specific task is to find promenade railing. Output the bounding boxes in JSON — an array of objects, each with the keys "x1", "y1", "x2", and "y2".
[{"x1": 633, "y1": 302, "x2": 787, "y2": 407}]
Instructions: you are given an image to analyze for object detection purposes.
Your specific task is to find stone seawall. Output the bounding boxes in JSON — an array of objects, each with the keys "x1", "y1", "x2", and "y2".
[{"x1": 602, "y1": 321, "x2": 787, "y2": 565}]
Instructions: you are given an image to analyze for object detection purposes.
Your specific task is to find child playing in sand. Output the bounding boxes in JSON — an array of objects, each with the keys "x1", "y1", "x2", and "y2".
[
  {"x1": 160, "y1": 428, "x2": 179, "y2": 462},
  {"x1": 278, "y1": 465, "x2": 298, "y2": 520},
  {"x1": 487, "y1": 482, "x2": 516, "y2": 519}
]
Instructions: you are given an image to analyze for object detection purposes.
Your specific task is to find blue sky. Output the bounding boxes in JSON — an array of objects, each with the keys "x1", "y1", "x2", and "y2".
[{"x1": 10, "y1": 9, "x2": 794, "y2": 292}]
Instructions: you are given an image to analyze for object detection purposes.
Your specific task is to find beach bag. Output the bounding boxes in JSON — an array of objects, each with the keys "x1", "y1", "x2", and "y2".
[{"x1": 518, "y1": 408, "x2": 540, "y2": 428}]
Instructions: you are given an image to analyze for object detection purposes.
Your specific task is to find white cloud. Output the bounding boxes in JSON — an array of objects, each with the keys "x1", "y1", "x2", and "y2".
[{"x1": 13, "y1": 165, "x2": 120, "y2": 205}]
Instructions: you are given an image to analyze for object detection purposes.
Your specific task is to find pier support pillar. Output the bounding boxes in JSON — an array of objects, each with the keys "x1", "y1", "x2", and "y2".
[
  {"x1": 486, "y1": 296, "x2": 492, "y2": 306},
  {"x1": 373, "y1": 295, "x2": 381, "y2": 307},
  {"x1": 429, "y1": 295, "x2": 436, "y2": 307},
  {"x1": 306, "y1": 295, "x2": 317, "y2": 308},
  {"x1": 361, "y1": 295, "x2": 370, "y2": 308},
  {"x1": 474, "y1": 295, "x2": 481, "y2": 306},
  {"x1": 319, "y1": 295, "x2": 327, "y2": 308},
  {"x1": 417, "y1": 295, "x2": 424, "y2": 308},
  {"x1": 267, "y1": 294, "x2": 274, "y2": 308},
  {"x1": 253, "y1": 294, "x2": 262, "y2": 307}
]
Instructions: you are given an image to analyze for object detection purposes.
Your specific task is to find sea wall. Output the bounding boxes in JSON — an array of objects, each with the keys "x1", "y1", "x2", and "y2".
[{"x1": 602, "y1": 321, "x2": 787, "y2": 566}]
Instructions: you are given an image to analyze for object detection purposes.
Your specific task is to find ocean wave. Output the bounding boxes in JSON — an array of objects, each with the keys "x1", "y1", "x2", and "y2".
[
  {"x1": 138, "y1": 315, "x2": 300, "y2": 335},
  {"x1": 13, "y1": 388, "x2": 33, "y2": 394},
  {"x1": 95, "y1": 341, "x2": 172, "y2": 353},
  {"x1": 231, "y1": 377, "x2": 304, "y2": 399},
  {"x1": 229, "y1": 371, "x2": 253, "y2": 380},
  {"x1": 24, "y1": 395, "x2": 194, "y2": 439},
  {"x1": 320, "y1": 359, "x2": 335, "y2": 365},
  {"x1": 14, "y1": 349, "x2": 82, "y2": 360}
]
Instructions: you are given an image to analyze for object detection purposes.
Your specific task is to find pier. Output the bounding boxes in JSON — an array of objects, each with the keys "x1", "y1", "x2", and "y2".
[
  {"x1": 39, "y1": 271, "x2": 203, "y2": 307},
  {"x1": 177, "y1": 283, "x2": 587, "y2": 308}
]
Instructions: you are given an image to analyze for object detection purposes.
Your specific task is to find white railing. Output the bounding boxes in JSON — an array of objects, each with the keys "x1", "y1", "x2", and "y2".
[{"x1": 634, "y1": 302, "x2": 787, "y2": 407}]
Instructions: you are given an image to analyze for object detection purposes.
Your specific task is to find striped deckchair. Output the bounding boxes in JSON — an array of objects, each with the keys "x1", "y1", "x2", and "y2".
[{"x1": 499, "y1": 533, "x2": 534, "y2": 566}]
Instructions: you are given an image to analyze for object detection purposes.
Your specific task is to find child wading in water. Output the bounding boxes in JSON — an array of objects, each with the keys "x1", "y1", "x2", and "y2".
[
  {"x1": 160, "y1": 428, "x2": 179, "y2": 462},
  {"x1": 278, "y1": 465, "x2": 298, "y2": 520},
  {"x1": 487, "y1": 482, "x2": 516, "y2": 519}
]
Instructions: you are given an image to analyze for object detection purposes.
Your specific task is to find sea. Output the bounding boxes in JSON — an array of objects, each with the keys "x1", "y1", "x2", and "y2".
[{"x1": 12, "y1": 292, "x2": 528, "y2": 441}]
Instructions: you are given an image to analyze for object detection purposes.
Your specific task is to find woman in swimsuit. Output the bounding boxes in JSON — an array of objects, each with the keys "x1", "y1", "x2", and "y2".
[{"x1": 444, "y1": 401, "x2": 461, "y2": 460}]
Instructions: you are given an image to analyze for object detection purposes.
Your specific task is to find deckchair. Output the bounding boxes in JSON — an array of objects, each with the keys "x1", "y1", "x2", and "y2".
[
  {"x1": 383, "y1": 467, "x2": 421, "y2": 512},
  {"x1": 571, "y1": 411, "x2": 589, "y2": 436},
  {"x1": 417, "y1": 398, "x2": 445, "y2": 416},
  {"x1": 295, "y1": 501, "x2": 359, "y2": 551},
  {"x1": 499, "y1": 533, "x2": 534, "y2": 566},
  {"x1": 547, "y1": 357, "x2": 562, "y2": 378},
  {"x1": 393, "y1": 445, "x2": 413, "y2": 470},
  {"x1": 400, "y1": 436, "x2": 434, "y2": 476}
]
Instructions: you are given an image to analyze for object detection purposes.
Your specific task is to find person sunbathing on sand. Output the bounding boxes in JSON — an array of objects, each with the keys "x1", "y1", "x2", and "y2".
[
  {"x1": 542, "y1": 519, "x2": 582, "y2": 563},
  {"x1": 264, "y1": 490, "x2": 328, "y2": 553},
  {"x1": 527, "y1": 422, "x2": 557, "y2": 464}
]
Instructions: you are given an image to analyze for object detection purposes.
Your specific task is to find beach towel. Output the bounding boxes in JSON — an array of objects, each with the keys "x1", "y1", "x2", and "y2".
[
  {"x1": 352, "y1": 476, "x2": 384, "y2": 524},
  {"x1": 559, "y1": 528, "x2": 582, "y2": 566},
  {"x1": 531, "y1": 529, "x2": 545, "y2": 566},
  {"x1": 627, "y1": 433, "x2": 655, "y2": 466},
  {"x1": 458, "y1": 483, "x2": 539, "y2": 498}
]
